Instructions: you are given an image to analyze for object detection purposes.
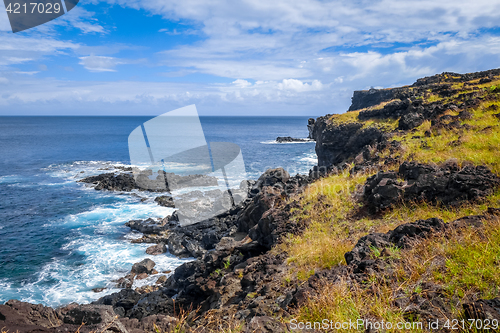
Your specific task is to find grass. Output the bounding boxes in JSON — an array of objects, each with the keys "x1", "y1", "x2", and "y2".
[
  {"x1": 292, "y1": 278, "x2": 425, "y2": 333},
  {"x1": 281, "y1": 165, "x2": 500, "y2": 276},
  {"x1": 390, "y1": 100, "x2": 500, "y2": 175},
  {"x1": 290, "y1": 216, "x2": 500, "y2": 331},
  {"x1": 441, "y1": 219, "x2": 500, "y2": 300},
  {"x1": 394, "y1": 216, "x2": 500, "y2": 309},
  {"x1": 279, "y1": 169, "x2": 368, "y2": 274},
  {"x1": 279, "y1": 74, "x2": 500, "y2": 330}
]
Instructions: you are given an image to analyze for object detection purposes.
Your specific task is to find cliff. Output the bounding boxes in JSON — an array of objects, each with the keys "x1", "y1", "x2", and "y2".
[{"x1": 348, "y1": 67, "x2": 500, "y2": 111}]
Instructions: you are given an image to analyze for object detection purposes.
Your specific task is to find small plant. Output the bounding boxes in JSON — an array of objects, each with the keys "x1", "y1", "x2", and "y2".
[
  {"x1": 297, "y1": 269, "x2": 315, "y2": 281},
  {"x1": 414, "y1": 284, "x2": 422, "y2": 294},
  {"x1": 223, "y1": 258, "x2": 231, "y2": 270},
  {"x1": 211, "y1": 268, "x2": 222, "y2": 277},
  {"x1": 246, "y1": 292, "x2": 257, "y2": 299},
  {"x1": 489, "y1": 85, "x2": 500, "y2": 93},
  {"x1": 369, "y1": 245, "x2": 382, "y2": 258}
]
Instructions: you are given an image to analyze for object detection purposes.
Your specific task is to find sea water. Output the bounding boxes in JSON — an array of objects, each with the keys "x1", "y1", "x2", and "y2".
[{"x1": 0, "y1": 116, "x2": 316, "y2": 307}]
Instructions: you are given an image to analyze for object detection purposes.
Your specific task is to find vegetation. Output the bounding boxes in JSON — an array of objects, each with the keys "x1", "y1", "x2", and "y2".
[{"x1": 280, "y1": 73, "x2": 500, "y2": 330}]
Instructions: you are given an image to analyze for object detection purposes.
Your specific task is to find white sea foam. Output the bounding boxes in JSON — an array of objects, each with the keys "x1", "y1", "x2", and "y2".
[
  {"x1": 59, "y1": 201, "x2": 174, "y2": 229},
  {"x1": 1, "y1": 199, "x2": 188, "y2": 307},
  {"x1": 298, "y1": 152, "x2": 318, "y2": 164},
  {"x1": 0, "y1": 175, "x2": 24, "y2": 184},
  {"x1": 0, "y1": 162, "x2": 187, "y2": 306},
  {"x1": 43, "y1": 160, "x2": 135, "y2": 182}
]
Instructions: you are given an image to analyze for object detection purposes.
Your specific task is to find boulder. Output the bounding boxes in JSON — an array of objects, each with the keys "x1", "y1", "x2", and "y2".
[
  {"x1": 92, "y1": 289, "x2": 141, "y2": 318},
  {"x1": 167, "y1": 234, "x2": 190, "y2": 257},
  {"x1": 345, "y1": 218, "x2": 446, "y2": 265},
  {"x1": 0, "y1": 299, "x2": 61, "y2": 330},
  {"x1": 364, "y1": 162, "x2": 500, "y2": 212},
  {"x1": 363, "y1": 172, "x2": 406, "y2": 212},
  {"x1": 255, "y1": 168, "x2": 290, "y2": 188},
  {"x1": 126, "y1": 218, "x2": 168, "y2": 234},
  {"x1": 131, "y1": 259, "x2": 156, "y2": 275},
  {"x1": 154, "y1": 196, "x2": 175, "y2": 207},
  {"x1": 389, "y1": 218, "x2": 446, "y2": 248},
  {"x1": 344, "y1": 233, "x2": 391, "y2": 266},
  {"x1": 398, "y1": 112, "x2": 424, "y2": 130}
]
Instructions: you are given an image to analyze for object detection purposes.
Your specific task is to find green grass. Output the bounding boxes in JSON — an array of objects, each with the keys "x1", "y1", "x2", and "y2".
[
  {"x1": 441, "y1": 219, "x2": 500, "y2": 299},
  {"x1": 279, "y1": 74, "x2": 500, "y2": 329}
]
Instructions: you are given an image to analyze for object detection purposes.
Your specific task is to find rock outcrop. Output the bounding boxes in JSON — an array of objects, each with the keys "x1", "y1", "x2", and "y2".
[
  {"x1": 311, "y1": 116, "x2": 387, "y2": 168},
  {"x1": 364, "y1": 161, "x2": 500, "y2": 212},
  {"x1": 307, "y1": 118, "x2": 316, "y2": 139},
  {"x1": 275, "y1": 136, "x2": 313, "y2": 143},
  {"x1": 79, "y1": 171, "x2": 218, "y2": 192}
]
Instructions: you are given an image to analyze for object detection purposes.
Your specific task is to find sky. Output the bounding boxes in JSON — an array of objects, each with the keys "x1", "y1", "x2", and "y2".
[{"x1": 0, "y1": 0, "x2": 500, "y2": 116}]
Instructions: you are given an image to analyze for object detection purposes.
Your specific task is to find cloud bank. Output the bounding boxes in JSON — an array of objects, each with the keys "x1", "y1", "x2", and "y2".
[{"x1": 0, "y1": 0, "x2": 499, "y2": 115}]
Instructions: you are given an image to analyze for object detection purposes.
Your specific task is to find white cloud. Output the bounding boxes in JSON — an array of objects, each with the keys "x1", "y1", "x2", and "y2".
[
  {"x1": 277, "y1": 79, "x2": 323, "y2": 92},
  {"x1": 79, "y1": 55, "x2": 122, "y2": 72},
  {"x1": 0, "y1": 75, "x2": 336, "y2": 115},
  {"x1": 78, "y1": 55, "x2": 145, "y2": 72},
  {"x1": 135, "y1": 0, "x2": 500, "y2": 88},
  {"x1": 158, "y1": 28, "x2": 199, "y2": 35},
  {"x1": 0, "y1": 35, "x2": 79, "y2": 71},
  {"x1": 232, "y1": 79, "x2": 251, "y2": 88},
  {"x1": 15, "y1": 71, "x2": 39, "y2": 75}
]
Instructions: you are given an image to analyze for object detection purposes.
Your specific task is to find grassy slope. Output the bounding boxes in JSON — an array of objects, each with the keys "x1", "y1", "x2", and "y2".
[{"x1": 279, "y1": 75, "x2": 500, "y2": 331}]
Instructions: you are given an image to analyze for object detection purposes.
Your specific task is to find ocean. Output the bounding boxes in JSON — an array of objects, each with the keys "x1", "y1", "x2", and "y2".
[{"x1": 0, "y1": 116, "x2": 317, "y2": 307}]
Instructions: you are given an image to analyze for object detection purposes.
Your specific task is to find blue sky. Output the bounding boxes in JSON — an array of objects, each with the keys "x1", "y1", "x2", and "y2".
[{"x1": 1, "y1": 0, "x2": 500, "y2": 115}]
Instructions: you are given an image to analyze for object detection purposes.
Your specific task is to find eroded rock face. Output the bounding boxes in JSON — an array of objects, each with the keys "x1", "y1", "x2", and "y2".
[
  {"x1": 463, "y1": 298, "x2": 500, "y2": 321},
  {"x1": 307, "y1": 118, "x2": 316, "y2": 139},
  {"x1": 0, "y1": 299, "x2": 61, "y2": 330},
  {"x1": 311, "y1": 117, "x2": 387, "y2": 168},
  {"x1": 364, "y1": 161, "x2": 500, "y2": 212},
  {"x1": 348, "y1": 68, "x2": 500, "y2": 112},
  {"x1": 103, "y1": 169, "x2": 311, "y2": 321},
  {"x1": 126, "y1": 218, "x2": 168, "y2": 234}
]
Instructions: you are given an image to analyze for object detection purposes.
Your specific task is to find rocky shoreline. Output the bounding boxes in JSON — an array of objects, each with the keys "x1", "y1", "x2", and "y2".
[{"x1": 2, "y1": 68, "x2": 500, "y2": 332}]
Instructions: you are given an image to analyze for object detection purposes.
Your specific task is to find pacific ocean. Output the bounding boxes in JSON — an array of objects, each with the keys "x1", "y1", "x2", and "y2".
[{"x1": 0, "y1": 116, "x2": 316, "y2": 306}]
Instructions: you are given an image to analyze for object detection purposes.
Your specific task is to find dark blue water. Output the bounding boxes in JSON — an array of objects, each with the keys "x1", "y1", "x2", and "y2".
[{"x1": 0, "y1": 116, "x2": 316, "y2": 306}]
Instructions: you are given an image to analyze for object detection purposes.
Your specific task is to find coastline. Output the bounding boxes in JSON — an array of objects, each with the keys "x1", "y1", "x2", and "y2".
[{"x1": 2, "y1": 68, "x2": 500, "y2": 332}]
